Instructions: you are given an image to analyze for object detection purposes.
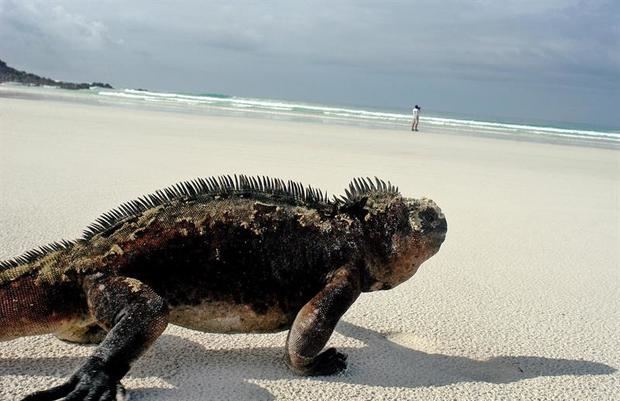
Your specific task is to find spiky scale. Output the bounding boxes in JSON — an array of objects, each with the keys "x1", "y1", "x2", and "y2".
[{"x1": 1, "y1": 175, "x2": 408, "y2": 270}]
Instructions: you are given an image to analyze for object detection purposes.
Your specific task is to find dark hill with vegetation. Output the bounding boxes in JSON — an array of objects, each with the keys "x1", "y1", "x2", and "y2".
[{"x1": 0, "y1": 59, "x2": 112, "y2": 90}]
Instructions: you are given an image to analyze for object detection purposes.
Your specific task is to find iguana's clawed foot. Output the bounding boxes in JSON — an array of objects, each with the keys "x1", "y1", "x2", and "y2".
[
  {"x1": 288, "y1": 347, "x2": 348, "y2": 376},
  {"x1": 311, "y1": 347, "x2": 348, "y2": 375},
  {"x1": 21, "y1": 358, "x2": 128, "y2": 401}
]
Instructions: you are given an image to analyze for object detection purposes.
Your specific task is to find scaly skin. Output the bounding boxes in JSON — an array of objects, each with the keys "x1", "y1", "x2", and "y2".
[{"x1": 0, "y1": 176, "x2": 447, "y2": 401}]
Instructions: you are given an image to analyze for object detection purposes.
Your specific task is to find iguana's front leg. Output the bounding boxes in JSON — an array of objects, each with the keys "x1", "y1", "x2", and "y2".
[
  {"x1": 22, "y1": 274, "x2": 169, "y2": 401},
  {"x1": 286, "y1": 265, "x2": 361, "y2": 376}
]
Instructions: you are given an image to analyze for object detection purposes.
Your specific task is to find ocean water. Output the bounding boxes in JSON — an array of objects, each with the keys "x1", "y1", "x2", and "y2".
[
  {"x1": 97, "y1": 89, "x2": 620, "y2": 148},
  {"x1": 3, "y1": 84, "x2": 619, "y2": 148}
]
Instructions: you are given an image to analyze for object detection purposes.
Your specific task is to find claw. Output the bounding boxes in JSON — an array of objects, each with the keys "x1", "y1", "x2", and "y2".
[
  {"x1": 287, "y1": 347, "x2": 348, "y2": 376},
  {"x1": 310, "y1": 347, "x2": 348, "y2": 376},
  {"x1": 21, "y1": 379, "x2": 77, "y2": 401},
  {"x1": 21, "y1": 358, "x2": 128, "y2": 401}
]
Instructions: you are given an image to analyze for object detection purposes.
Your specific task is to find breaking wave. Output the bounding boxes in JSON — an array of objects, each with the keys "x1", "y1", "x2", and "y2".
[{"x1": 95, "y1": 89, "x2": 619, "y2": 147}]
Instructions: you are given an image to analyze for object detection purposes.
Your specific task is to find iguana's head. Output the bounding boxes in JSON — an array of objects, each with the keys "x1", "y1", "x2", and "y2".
[{"x1": 360, "y1": 194, "x2": 447, "y2": 291}]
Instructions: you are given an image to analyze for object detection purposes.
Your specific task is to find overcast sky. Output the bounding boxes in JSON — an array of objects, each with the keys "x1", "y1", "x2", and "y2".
[{"x1": 1, "y1": 0, "x2": 618, "y2": 128}]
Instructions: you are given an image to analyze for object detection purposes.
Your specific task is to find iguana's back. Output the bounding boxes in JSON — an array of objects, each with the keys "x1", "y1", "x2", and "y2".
[
  {"x1": 1, "y1": 175, "x2": 352, "y2": 287},
  {"x1": 92, "y1": 197, "x2": 363, "y2": 332},
  {"x1": 2, "y1": 177, "x2": 368, "y2": 334}
]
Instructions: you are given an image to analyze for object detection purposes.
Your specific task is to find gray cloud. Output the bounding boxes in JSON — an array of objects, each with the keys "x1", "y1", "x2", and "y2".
[
  {"x1": 1, "y1": 0, "x2": 618, "y2": 127},
  {"x1": 1, "y1": 0, "x2": 113, "y2": 49}
]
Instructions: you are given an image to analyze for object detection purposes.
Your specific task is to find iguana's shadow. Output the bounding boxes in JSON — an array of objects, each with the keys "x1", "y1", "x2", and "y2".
[{"x1": 1, "y1": 322, "x2": 615, "y2": 400}]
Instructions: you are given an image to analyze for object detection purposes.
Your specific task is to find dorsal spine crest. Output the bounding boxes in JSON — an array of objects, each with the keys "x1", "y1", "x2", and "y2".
[{"x1": 1, "y1": 175, "x2": 400, "y2": 269}]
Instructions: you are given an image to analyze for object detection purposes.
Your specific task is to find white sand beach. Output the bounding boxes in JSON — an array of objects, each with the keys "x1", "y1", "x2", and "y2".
[{"x1": 1, "y1": 92, "x2": 618, "y2": 400}]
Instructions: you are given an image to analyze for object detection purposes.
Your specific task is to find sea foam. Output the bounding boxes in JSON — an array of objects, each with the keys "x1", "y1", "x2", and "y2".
[{"x1": 93, "y1": 88, "x2": 620, "y2": 148}]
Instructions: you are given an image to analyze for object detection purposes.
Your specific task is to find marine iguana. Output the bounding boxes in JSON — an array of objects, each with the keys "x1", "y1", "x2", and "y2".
[{"x1": 0, "y1": 175, "x2": 447, "y2": 401}]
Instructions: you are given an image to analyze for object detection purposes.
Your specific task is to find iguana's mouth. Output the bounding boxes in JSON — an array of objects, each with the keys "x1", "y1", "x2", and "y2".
[{"x1": 430, "y1": 217, "x2": 447, "y2": 241}]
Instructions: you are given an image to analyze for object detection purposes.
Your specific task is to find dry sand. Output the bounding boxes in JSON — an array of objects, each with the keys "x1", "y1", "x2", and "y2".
[{"x1": 0, "y1": 93, "x2": 618, "y2": 400}]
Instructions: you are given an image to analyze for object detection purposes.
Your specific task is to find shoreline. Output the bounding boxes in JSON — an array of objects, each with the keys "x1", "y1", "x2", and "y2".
[{"x1": 2, "y1": 84, "x2": 618, "y2": 150}]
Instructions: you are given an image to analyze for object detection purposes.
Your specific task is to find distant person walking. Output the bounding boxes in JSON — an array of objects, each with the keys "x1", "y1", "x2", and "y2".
[{"x1": 411, "y1": 105, "x2": 421, "y2": 132}]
